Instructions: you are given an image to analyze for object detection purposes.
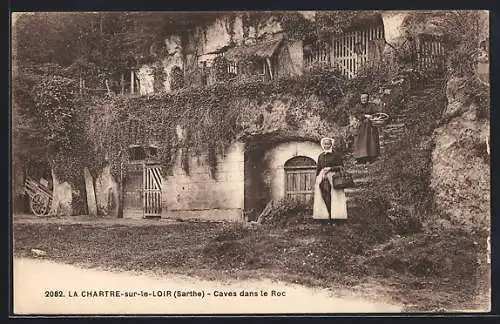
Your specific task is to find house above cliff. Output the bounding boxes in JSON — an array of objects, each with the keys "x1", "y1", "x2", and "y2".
[{"x1": 126, "y1": 11, "x2": 422, "y2": 96}]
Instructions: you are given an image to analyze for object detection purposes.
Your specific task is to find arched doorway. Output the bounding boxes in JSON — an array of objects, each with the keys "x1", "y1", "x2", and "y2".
[{"x1": 284, "y1": 156, "x2": 317, "y2": 205}]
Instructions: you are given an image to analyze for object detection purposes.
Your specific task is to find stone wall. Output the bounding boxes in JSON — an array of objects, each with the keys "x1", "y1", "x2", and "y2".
[
  {"x1": 264, "y1": 141, "x2": 322, "y2": 202},
  {"x1": 161, "y1": 142, "x2": 245, "y2": 221},
  {"x1": 136, "y1": 65, "x2": 154, "y2": 95},
  {"x1": 244, "y1": 140, "x2": 323, "y2": 219},
  {"x1": 380, "y1": 11, "x2": 411, "y2": 64}
]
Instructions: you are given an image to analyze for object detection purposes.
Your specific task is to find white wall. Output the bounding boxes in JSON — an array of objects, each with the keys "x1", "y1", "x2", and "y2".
[
  {"x1": 263, "y1": 141, "x2": 322, "y2": 201},
  {"x1": 381, "y1": 11, "x2": 410, "y2": 45},
  {"x1": 162, "y1": 142, "x2": 245, "y2": 220},
  {"x1": 136, "y1": 65, "x2": 154, "y2": 95}
]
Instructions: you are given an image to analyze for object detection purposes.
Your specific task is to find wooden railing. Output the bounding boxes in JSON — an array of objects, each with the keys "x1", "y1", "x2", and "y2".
[
  {"x1": 304, "y1": 40, "x2": 331, "y2": 68},
  {"x1": 332, "y1": 24, "x2": 385, "y2": 79},
  {"x1": 416, "y1": 35, "x2": 446, "y2": 77}
]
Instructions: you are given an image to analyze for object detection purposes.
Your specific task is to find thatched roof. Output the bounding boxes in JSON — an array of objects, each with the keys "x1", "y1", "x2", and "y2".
[{"x1": 223, "y1": 33, "x2": 284, "y2": 61}]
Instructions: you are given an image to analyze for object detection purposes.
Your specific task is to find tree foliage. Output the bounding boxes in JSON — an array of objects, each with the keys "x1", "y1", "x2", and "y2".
[{"x1": 12, "y1": 70, "x2": 98, "y2": 185}]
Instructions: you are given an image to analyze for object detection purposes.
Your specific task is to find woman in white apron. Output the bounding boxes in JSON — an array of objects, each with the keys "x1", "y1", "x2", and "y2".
[{"x1": 313, "y1": 137, "x2": 348, "y2": 222}]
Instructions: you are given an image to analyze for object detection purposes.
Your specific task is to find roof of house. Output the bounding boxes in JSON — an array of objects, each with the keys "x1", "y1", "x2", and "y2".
[{"x1": 223, "y1": 33, "x2": 284, "y2": 61}]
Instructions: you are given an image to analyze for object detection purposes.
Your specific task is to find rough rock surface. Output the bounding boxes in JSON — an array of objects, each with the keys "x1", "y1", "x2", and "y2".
[
  {"x1": 430, "y1": 76, "x2": 490, "y2": 230},
  {"x1": 94, "y1": 164, "x2": 119, "y2": 216},
  {"x1": 51, "y1": 169, "x2": 73, "y2": 216}
]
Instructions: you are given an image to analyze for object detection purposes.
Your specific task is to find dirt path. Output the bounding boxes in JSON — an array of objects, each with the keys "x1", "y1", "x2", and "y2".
[
  {"x1": 13, "y1": 257, "x2": 403, "y2": 314},
  {"x1": 13, "y1": 214, "x2": 183, "y2": 227}
]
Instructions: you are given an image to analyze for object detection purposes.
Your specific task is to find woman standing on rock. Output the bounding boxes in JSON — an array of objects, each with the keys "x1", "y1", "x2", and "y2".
[
  {"x1": 313, "y1": 137, "x2": 348, "y2": 222},
  {"x1": 352, "y1": 93, "x2": 380, "y2": 164}
]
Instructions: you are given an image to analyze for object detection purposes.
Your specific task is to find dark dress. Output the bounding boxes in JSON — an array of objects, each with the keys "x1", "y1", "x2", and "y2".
[
  {"x1": 352, "y1": 102, "x2": 380, "y2": 161},
  {"x1": 313, "y1": 151, "x2": 347, "y2": 220},
  {"x1": 316, "y1": 151, "x2": 344, "y2": 176}
]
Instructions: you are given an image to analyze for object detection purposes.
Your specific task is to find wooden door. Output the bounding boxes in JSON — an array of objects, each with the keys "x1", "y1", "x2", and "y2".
[
  {"x1": 123, "y1": 163, "x2": 144, "y2": 218},
  {"x1": 143, "y1": 164, "x2": 162, "y2": 217},
  {"x1": 284, "y1": 156, "x2": 317, "y2": 206}
]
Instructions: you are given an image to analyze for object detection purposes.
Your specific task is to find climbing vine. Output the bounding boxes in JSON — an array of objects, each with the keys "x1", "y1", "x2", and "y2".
[
  {"x1": 86, "y1": 66, "x2": 349, "y2": 180},
  {"x1": 28, "y1": 76, "x2": 99, "y2": 182},
  {"x1": 152, "y1": 62, "x2": 165, "y2": 92},
  {"x1": 13, "y1": 73, "x2": 101, "y2": 214},
  {"x1": 212, "y1": 56, "x2": 233, "y2": 82},
  {"x1": 170, "y1": 66, "x2": 185, "y2": 91},
  {"x1": 278, "y1": 11, "x2": 377, "y2": 41}
]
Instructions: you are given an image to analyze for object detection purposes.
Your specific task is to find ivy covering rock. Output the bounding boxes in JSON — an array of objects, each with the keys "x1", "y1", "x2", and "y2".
[{"x1": 86, "y1": 65, "x2": 357, "y2": 180}]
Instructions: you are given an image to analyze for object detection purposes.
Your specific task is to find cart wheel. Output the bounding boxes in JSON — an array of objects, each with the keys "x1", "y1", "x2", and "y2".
[{"x1": 30, "y1": 192, "x2": 49, "y2": 217}]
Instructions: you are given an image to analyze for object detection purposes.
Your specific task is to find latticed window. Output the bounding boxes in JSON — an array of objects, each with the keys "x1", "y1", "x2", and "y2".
[
  {"x1": 127, "y1": 145, "x2": 158, "y2": 162},
  {"x1": 228, "y1": 61, "x2": 238, "y2": 75},
  {"x1": 128, "y1": 145, "x2": 146, "y2": 161}
]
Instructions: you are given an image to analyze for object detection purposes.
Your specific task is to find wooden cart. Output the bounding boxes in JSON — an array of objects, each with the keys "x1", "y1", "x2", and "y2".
[{"x1": 24, "y1": 176, "x2": 53, "y2": 217}]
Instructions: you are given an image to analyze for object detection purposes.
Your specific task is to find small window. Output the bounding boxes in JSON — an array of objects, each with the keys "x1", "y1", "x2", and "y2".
[
  {"x1": 228, "y1": 61, "x2": 238, "y2": 75},
  {"x1": 128, "y1": 145, "x2": 158, "y2": 161},
  {"x1": 145, "y1": 146, "x2": 158, "y2": 159},
  {"x1": 128, "y1": 146, "x2": 146, "y2": 161}
]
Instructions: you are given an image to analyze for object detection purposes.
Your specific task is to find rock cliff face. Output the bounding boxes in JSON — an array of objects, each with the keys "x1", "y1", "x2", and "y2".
[
  {"x1": 430, "y1": 10, "x2": 490, "y2": 231},
  {"x1": 235, "y1": 93, "x2": 342, "y2": 141},
  {"x1": 430, "y1": 75, "x2": 490, "y2": 230},
  {"x1": 94, "y1": 164, "x2": 119, "y2": 216},
  {"x1": 50, "y1": 170, "x2": 73, "y2": 216},
  {"x1": 138, "y1": 15, "x2": 283, "y2": 94}
]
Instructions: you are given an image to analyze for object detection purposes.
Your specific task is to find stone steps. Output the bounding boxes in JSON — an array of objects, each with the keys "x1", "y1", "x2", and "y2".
[
  {"x1": 382, "y1": 133, "x2": 404, "y2": 139},
  {"x1": 382, "y1": 139, "x2": 400, "y2": 145},
  {"x1": 383, "y1": 127, "x2": 406, "y2": 133},
  {"x1": 382, "y1": 134, "x2": 404, "y2": 143},
  {"x1": 345, "y1": 187, "x2": 363, "y2": 195},
  {"x1": 343, "y1": 81, "x2": 442, "y2": 211}
]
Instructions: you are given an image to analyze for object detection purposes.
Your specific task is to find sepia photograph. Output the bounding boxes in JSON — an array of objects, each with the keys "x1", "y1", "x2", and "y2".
[{"x1": 10, "y1": 10, "x2": 491, "y2": 315}]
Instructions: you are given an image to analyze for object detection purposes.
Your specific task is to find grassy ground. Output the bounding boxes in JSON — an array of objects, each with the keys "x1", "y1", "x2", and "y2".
[{"x1": 12, "y1": 210, "x2": 490, "y2": 312}]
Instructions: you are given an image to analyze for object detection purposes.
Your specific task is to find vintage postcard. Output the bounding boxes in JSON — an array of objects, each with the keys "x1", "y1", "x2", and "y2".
[{"x1": 11, "y1": 10, "x2": 491, "y2": 315}]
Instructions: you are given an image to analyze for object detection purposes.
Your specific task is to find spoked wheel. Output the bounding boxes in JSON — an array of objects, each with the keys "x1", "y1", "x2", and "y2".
[{"x1": 30, "y1": 192, "x2": 50, "y2": 217}]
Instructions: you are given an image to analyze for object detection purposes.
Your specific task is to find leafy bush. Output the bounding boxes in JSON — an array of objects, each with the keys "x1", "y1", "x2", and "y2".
[
  {"x1": 463, "y1": 77, "x2": 490, "y2": 120},
  {"x1": 387, "y1": 205, "x2": 423, "y2": 235},
  {"x1": 213, "y1": 223, "x2": 251, "y2": 242},
  {"x1": 169, "y1": 66, "x2": 184, "y2": 91},
  {"x1": 258, "y1": 198, "x2": 312, "y2": 226},
  {"x1": 13, "y1": 74, "x2": 100, "y2": 183}
]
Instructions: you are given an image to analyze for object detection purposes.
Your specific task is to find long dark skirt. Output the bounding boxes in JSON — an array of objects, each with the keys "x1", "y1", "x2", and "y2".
[{"x1": 353, "y1": 120, "x2": 380, "y2": 159}]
